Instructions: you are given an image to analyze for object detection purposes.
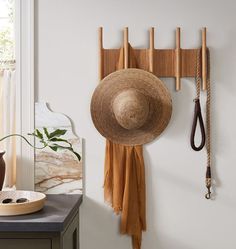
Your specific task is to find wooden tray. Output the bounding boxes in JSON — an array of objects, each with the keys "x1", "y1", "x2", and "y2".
[{"x1": 0, "y1": 191, "x2": 46, "y2": 216}]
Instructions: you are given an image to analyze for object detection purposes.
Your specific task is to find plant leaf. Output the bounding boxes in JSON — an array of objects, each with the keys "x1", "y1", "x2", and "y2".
[
  {"x1": 64, "y1": 147, "x2": 81, "y2": 161},
  {"x1": 39, "y1": 140, "x2": 47, "y2": 146},
  {"x1": 50, "y1": 144, "x2": 69, "y2": 150},
  {"x1": 27, "y1": 132, "x2": 37, "y2": 137},
  {"x1": 49, "y1": 145, "x2": 58, "y2": 152},
  {"x1": 49, "y1": 143, "x2": 81, "y2": 161},
  {"x1": 36, "y1": 129, "x2": 43, "y2": 139},
  {"x1": 48, "y1": 129, "x2": 67, "y2": 138},
  {"x1": 49, "y1": 137, "x2": 71, "y2": 145},
  {"x1": 71, "y1": 150, "x2": 81, "y2": 161},
  {"x1": 43, "y1": 127, "x2": 50, "y2": 139}
]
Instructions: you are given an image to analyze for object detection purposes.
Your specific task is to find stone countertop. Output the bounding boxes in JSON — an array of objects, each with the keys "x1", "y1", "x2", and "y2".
[{"x1": 0, "y1": 194, "x2": 83, "y2": 232}]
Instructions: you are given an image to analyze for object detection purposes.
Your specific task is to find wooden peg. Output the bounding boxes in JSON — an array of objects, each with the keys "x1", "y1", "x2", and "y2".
[
  {"x1": 175, "y1": 27, "x2": 181, "y2": 91},
  {"x1": 202, "y1": 27, "x2": 207, "y2": 90},
  {"x1": 124, "y1": 27, "x2": 129, "y2": 69},
  {"x1": 149, "y1": 27, "x2": 155, "y2": 73},
  {"x1": 98, "y1": 27, "x2": 104, "y2": 81}
]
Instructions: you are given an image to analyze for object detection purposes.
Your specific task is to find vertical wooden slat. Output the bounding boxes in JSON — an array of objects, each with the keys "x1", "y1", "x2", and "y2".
[
  {"x1": 124, "y1": 27, "x2": 129, "y2": 69},
  {"x1": 149, "y1": 27, "x2": 154, "y2": 73},
  {"x1": 202, "y1": 27, "x2": 207, "y2": 90},
  {"x1": 99, "y1": 27, "x2": 104, "y2": 81},
  {"x1": 175, "y1": 27, "x2": 181, "y2": 91},
  {"x1": 99, "y1": 28, "x2": 209, "y2": 87}
]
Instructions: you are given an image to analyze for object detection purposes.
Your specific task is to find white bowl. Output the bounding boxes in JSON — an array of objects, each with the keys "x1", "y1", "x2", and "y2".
[{"x1": 0, "y1": 191, "x2": 46, "y2": 216}]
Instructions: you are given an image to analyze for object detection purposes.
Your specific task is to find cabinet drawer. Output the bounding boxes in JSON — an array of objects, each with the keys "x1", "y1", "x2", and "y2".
[{"x1": 0, "y1": 239, "x2": 51, "y2": 249}]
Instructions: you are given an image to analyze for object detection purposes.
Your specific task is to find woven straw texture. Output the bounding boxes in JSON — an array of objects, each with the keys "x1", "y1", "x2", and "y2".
[{"x1": 91, "y1": 68, "x2": 172, "y2": 145}]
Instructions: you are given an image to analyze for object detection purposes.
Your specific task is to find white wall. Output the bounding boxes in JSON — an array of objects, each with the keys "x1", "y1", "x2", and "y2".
[{"x1": 35, "y1": 0, "x2": 236, "y2": 248}]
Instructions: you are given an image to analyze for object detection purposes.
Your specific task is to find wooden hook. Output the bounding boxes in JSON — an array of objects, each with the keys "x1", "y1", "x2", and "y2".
[
  {"x1": 98, "y1": 27, "x2": 103, "y2": 81},
  {"x1": 124, "y1": 27, "x2": 129, "y2": 69},
  {"x1": 175, "y1": 27, "x2": 181, "y2": 91},
  {"x1": 202, "y1": 27, "x2": 207, "y2": 90},
  {"x1": 149, "y1": 27, "x2": 155, "y2": 73}
]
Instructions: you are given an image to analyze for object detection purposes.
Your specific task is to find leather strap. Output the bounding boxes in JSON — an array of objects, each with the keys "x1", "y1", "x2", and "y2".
[{"x1": 190, "y1": 98, "x2": 206, "y2": 151}]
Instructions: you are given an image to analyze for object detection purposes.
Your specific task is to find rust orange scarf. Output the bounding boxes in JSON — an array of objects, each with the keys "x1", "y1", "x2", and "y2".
[{"x1": 104, "y1": 45, "x2": 146, "y2": 249}]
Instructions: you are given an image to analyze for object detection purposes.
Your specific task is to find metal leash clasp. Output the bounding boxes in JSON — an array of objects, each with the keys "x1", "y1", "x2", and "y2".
[
  {"x1": 205, "y1": 186, "x2": 211, "y2": 199},
  {"x1": 205, "y1": 168, "x2": 212, "y2": 200}
]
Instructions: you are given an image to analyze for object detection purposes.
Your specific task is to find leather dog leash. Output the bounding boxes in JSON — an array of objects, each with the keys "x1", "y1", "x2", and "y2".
[
  {"x1": 191, "y1": 49, "x2": 206, "y2": 151},
  {"x1": 205, "y1": 49, "x2": 212, "y2": 200},
  {"x1": 191, "y1": 98, "x2": 206, "y2": 151},
  {"x1": 191, "y1": 48, "x2": 212, "y2": 199}
]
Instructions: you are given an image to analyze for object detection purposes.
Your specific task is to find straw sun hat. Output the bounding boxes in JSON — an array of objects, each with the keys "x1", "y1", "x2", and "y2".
[{"x1": 91, "y1": 68, "x2": 172, "y2": 145}]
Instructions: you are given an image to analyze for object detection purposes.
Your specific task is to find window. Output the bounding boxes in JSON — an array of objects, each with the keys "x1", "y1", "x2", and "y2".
[
  {"x1": 0, "y1": 0, "x2": 16, "y2": 188},
  {"x1": 0, "y1": 0, "x2": 14, "y2": 60},
  {"x1": 0, "y1": 0, "x2": 34, "y2": 190}
]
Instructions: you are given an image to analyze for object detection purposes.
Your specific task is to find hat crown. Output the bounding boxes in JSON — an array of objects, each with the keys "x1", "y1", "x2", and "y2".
[
  {"x1": 112, "y1": 89, "x2": 149, "y2": 130},
  {"x1": 91, "y1": 68, "x2": 172, "y2": 145}
]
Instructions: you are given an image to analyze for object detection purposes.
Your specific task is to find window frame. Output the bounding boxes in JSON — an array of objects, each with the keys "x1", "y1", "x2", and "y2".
[{"x1": 15, "y1": 0, "x2": 35, "y2": 190}]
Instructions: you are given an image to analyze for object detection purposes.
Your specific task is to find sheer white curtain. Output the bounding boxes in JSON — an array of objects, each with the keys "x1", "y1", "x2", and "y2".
[{"x1": 0, "y1": 69, "x2": 16, "y2": 187}]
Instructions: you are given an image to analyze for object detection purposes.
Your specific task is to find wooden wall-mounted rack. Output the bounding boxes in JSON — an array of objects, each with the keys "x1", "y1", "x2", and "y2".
[{"x1": 99, "y1": 27, "x2": 208, "y2": 91}]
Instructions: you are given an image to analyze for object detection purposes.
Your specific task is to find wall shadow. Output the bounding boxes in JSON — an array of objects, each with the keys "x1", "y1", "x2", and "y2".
[
  {"x1": 142, "y1": 149, "x2": 197, "y2": 249},
  {"x1": 80, "y1": 196, "x2": 130, "y2": 249}
]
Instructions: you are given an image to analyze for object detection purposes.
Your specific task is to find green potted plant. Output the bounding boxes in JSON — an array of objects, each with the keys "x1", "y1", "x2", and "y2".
[{"x1": 0, "y1": 128, "x2": 81, "y2": 190}]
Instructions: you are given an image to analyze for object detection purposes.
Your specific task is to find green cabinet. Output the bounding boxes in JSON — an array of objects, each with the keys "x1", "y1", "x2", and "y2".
[
  {"x1": 0, "y1": 211, "x2": 79, "y2": 249},
  {"x1": 0, "y1": 195, "x2": 82, "y2": 249},
  {"x1": 0, "y1": 239, "x2": 51, "y2": 249}
]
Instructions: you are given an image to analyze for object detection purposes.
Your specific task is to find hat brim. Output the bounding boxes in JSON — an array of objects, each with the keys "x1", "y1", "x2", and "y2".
[{"x1": 91, "y1": 68, "x2": 172, "y2": 145}]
